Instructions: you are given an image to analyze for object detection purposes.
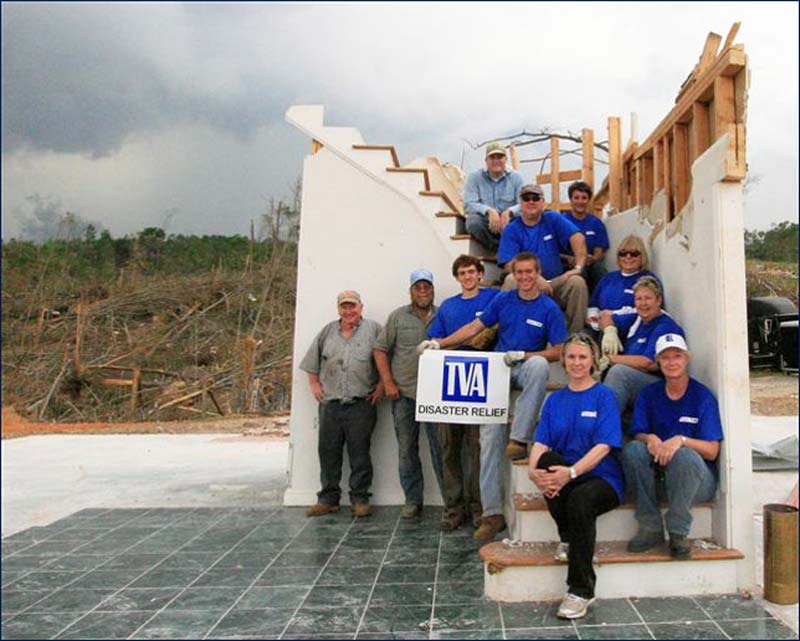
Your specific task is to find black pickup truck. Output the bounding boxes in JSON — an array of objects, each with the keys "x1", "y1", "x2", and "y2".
[{"x1": 747, "y1": 296, "x2": 798, "y2": 372}]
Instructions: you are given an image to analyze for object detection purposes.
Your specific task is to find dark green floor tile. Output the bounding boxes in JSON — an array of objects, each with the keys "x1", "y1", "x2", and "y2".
[
  {"x1": 355, "y1": 633, "x2": 428, "y2": 640},
  {"x1": 272, "y1": 550, "x2": 334, "y2": 568},
  {"x1": 69, "y1": 568, "x2": 144, "y2": 590},
  {"x1": 167, "y1": 586, "x2": 245, "y2": 611},
  {"x1": 257, "y1": 566, "x2": 321, "y2": 587},
  {"x1": 2, "y1": 528, "x2": 52, "y2": 542},
  {"x1": 349, "y1": 523, "x2": 396, "y2": 536},
  {"x1": 359, "y1": 605, "x2": 432, "y2": 634},
  {"x1": 630, "y1": 596, "x2": 709, "y2": 623},
  {"x1": 0, "y1": 611, "x2": 80, "y2": 639},
  {"x1": 284, "y1": 606, "x2": 363, "y2": 635},
  {"x1": 54, "y1": 610, "x2": 154, "y2": 639},
  {"x1": 285, "y1": 634, "x2": 356, "y2": 640},
  {"x1": 505, "y1": 625, "x2": 580, "y2": 639},
  {"x1": 572, "y1": 598, "x2": 641, "y2": 626},
  {"x1": 434, "y1": 580, "x2": 486, "y2": 605},
  {"x1": 97, "y1": 553, "x2": 168, "y2": 571},
  {"x1": 693, "y1": 594, "x2": 774, "y2": 620},
  {"x1": 1, "y1": 555, "x2": 52, "y2": 572},
  {"x1": 2, "y1": 541, "x2": 35, "y2": 556},
  {"x1": 14, "y1": 541, "x2": 84, "y2": 558},
  {"x1": 4, "y1": 570, "x2": 83, "y2": 591},
  {"x1": 192, "y1": 565, "x2": 265, "y2": 588},
  {"x1": 234, "y1": 586, "x2": 310, "y2": 609},
  {"x1": 1, "y1": 572, "x2": 24, "y2": 588},
  {"x1": 383, "y1": 548, "x2": 438, "y2": 566},
  {"x1": 649, "y1": 621, "x2": 726, "y2": 639},
  {"x1": 318, "y1": 565, "x2": 380, "y2": 586},
  {"x1": 46, "y1": 555, "x2": 112, "y2": 573},
  {"x1": 576, "y1": 623, "x2": 650, "y2": 639},
  {"x1": 29, "y1": 587, "x2": 112, "y2": 612},
  {"x1": 129, "y1": 567, "x2": 204, "y2": 588},
  {"x1": 209, "y1": 606, "x2": 295, "y2": 638},
  {"x1": 500, "y1": 601, "x2": 573, "y2": 628},
  {"x1": 327, "y1": 548, "x2": 387, "y2": 568},
  {"x1": 377, "y1": 564, "x2": 435, "y2": 585},
  {"x1": 213, "y1": 552, "x2": 273, "y2": 570},
  {"x1": 432, "y1": 603, "x2": 501, "y2": 630},
  {"x1": 285, "y1": 537, "x2": 342, "y2": 552},
  {"x1": 234, "y1": 540, "x2": 286, "y2": 555},
  {"x1": 437, "y1": 630, "x2": 504, "y2": 639},
  {"x1": 45, "y1": 528, "x2": 109, "y2": 543},
  {"x1": 389, "y1": 533, "x2": 439, "y2": 549},
  {"x1": 369, "y1": 583, "x2": 434, "y2": 607},
  {"x1": 95, "y1": 587, "x2": 182, "y2": 612},
  {"x1": 156, "y1": 551, "x2": 221, "y2": 571},
  {"x1": 339, "y1": 536, "x2": 391, "y2": 550},
  {"x1": 1, "y1": 589, "x2": 51, "y2": 614},
  {"x1": 303, "y1": 584, "x2": 372, "y2": 608},
  {"x1": 436, "y1": 562, "x2": 483, "y2": 583},
  {"x1": 718, "y1": 617, "x2": 797, "y2": 639}
]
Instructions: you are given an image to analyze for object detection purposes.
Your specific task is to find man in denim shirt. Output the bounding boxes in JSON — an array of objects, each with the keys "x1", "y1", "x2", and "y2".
[{"x1": 464, "y1": 142, "x2": 525, "y2": 252}]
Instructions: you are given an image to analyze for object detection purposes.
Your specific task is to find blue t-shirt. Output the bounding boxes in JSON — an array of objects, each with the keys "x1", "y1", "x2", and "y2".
[
  {"x1": 479, "y1": 290, "x2": 568, "y2": 353},
  {"x1": 497, "y1": 211, "x2": 580, "y2": 279},
  {"x1": 590, "y1": 270, "x2": 664, "y2": 313},
  {"x1": 614, "y1": 313, "x2": 684, "y2": 361},
  {"x1": 631, "y1": 378, "x2": 724, "y2": 475},
  {"x1": 428, "y1": 288, "x2": 500, "y2": 339},
  {"x1": 535, "y1": 383, "x2": 625, "y2": 501},
  {"x1": 564, "y1": 212, "x2": 609, "y2": 255}
]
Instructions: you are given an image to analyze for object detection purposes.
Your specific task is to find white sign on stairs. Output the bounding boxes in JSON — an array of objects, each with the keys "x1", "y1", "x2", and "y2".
[{"x1": 415, "y1": 350, "x2": 510, "y2": 424}]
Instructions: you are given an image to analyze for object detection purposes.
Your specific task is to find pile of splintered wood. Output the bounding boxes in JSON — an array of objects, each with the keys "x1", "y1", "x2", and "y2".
[{"x1": 2, "y1": 262, "x2": 295, "y2": 423}]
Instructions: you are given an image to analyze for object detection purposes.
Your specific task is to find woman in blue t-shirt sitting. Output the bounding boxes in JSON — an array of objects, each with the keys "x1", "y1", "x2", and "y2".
[
  {"x1": 528, "y1": 333, "x2": 624, "y2": 620},
  {"x1": 621, "y1": 333, "x2": 723, "y2": 559},
  {"x1": 586, "y1": 234, "x2": 663, "y2": 331}
]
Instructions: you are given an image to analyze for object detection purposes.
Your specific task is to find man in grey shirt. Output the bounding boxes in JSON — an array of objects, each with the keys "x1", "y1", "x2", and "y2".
[
  {"x1": 300, "y1": 290, "x2": 384, "y2": 517},
  {"x1": 374, "y1": 269, "x2": 445, "y2": 519}
]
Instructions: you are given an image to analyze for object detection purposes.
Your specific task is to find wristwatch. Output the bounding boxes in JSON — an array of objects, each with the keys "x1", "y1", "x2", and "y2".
[
  {"x1": 680, "y1": 436, "x2": 688, "y2": 447},
  {"x1": 569, "y1": 466, "x2": 578, "y2": 480}
]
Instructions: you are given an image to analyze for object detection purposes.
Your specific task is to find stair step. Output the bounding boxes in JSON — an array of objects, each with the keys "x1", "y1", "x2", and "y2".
[
  {"x1": 435, "y1": 211, "x2": 465, "y2": 219},
  {"x1": 351, "y1": 144, "x2": 399, "y2": 167},
  {"x1": 512, "y1": 494, "x2": 713, "y2": 512},
  {"x1": 419, "y1": 190, "x2": 460, "y2": 215},
  {"x1": 450, "y1": 234, "x2": 471, "y2": 241},
  {"x1": 478, "y1": 255, "x2": 498, "y2": 263},
  {"x1": 387, "y1": 167, "x2": 430, "y2": 190},
  {"x1": 481, "y1": 540, "x2": 743, "y2": 600}
]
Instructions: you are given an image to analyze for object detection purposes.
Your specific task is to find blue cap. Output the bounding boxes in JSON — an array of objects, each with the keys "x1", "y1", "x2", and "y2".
[{"x1": 409, "y1": 269, "x2": 434, "y2": 286}]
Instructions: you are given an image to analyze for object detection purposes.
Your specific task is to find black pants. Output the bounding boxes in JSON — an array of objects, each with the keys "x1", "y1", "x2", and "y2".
[
  {"x1": 438, "y1": 424, "x2": 481, "y2": 517},
  {"x1": 538, "y1": 450, "x2": 619, "y2": 599},
  {"x1": 317, "y1": 399, "x2": 376, "y2": 505}
]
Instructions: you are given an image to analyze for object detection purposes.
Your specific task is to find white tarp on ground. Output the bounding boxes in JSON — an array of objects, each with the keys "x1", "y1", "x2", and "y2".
[{"x1": 751, "y1": 415, "x2": 799, "y2": 470}]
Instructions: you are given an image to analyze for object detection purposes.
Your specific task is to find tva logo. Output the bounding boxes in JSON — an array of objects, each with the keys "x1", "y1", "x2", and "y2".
[{"x1": 442, "y1": 356, "x2": 489, "y2": 403}]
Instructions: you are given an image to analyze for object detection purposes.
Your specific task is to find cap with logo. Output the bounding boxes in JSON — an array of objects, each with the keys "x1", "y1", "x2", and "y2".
[
  {"x1": 520, "y1": 184, "x2": 545, "y2": 197},
  {"x1": 409, "y1": 269, "x2": 434, "y2": 286},
  {"x1": 485, "y1": 142, "x2": 507, "y2": 158},
  {"x1": 655, "y1": 333, "x2": 689, "y2": 356},
  {"x1": 337, "y1": 290, "x2": 362, "y2": 306}
]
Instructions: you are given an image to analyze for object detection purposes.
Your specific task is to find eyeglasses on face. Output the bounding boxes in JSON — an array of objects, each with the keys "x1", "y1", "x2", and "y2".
[
  {"x1": 521, "y1": 194, "x2": 542, "y2": 202},
  {"x1": 618, "y1": 250, "x2": 641, "y2": 258}
]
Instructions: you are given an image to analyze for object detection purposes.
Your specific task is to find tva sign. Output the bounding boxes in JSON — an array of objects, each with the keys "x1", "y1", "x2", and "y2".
[{"x1": 441, "y1": 356, "x2": 488, "y2": 402}]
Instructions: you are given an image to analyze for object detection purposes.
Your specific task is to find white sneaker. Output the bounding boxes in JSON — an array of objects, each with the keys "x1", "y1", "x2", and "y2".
[
  {"x1": 557, "y1": 592, "x2": 595, "y2": 619},
  {"x1": 554, "y1": 542, "x2": 569, "y2": 562}
]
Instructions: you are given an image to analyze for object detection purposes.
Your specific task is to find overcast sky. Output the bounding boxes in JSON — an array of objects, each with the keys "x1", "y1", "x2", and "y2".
[{"x1": 2, "y1": 2, "x2": 798, "y2": 240}]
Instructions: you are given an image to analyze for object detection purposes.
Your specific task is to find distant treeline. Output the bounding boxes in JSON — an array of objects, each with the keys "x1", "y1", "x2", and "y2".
[{"x1": 744, "y1": 221, "x2": 798, "y2": 263}]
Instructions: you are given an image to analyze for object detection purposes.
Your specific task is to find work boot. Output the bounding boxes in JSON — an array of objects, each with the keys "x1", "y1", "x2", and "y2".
[
  {"x1": 626, "y1": 528, "x2": 664, "y2": 553},
  {"x1": 350, "y1": 502, "x2": 372, "y2": 518},
  {"x1": 400, "y1": 503, "x2": 422, "y2": 519},
  {"x1": 504, "y1": 439, "x2": 527, "y2": 461},
  {"x1": 473, "y1": 514, "x2": 507, "y2": 541},
  {"x1": 306, "y1": 503, "x2": 340, "y2": 517},
  {"x1": 668, "y1": 533, "x2": 691, "y2": 559},
  {"x1": 471, "y1": 506, "x2": 483, "y2": 528},
  {"x1": 440, "y1": 509, "x2": 465, "y2": 531}
]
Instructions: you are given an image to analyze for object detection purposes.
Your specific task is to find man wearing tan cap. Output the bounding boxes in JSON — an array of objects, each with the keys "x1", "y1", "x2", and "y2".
[
  {"x1": 299, "y1": 290, "x2": 384, "y2": 517},
  {"x1": 464, "y1": 142, "x2": 525, "y2": 252}
]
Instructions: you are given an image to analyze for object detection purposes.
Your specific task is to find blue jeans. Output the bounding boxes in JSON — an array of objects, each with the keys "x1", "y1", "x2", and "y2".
[
  {"x1": 479, "y1": 356, "x2": 550, "y2": 517},
  {"x1": 604, "y1": 364, "x2": 660, "y2": 415},
  {"x1": 621, "y1": 440, "x2": 717, "y2": 536},
  {"x1": 391, "y1": 396, "x2": 445, "y2": 506},
  {"x1": 465, "y1": 213, "x2": 500, "y2": 252}
]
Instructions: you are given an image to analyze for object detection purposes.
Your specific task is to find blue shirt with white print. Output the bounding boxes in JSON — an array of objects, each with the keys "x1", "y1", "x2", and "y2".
[
  {"x1": 479, "y1": 290, "x2": 568, "y2": 353},
  {"x1": 428, "y1": 288, "x2": 500, "y2": 339},
  {"x1": 497, "y1": 211, "x2": 580, "y2": 278}
]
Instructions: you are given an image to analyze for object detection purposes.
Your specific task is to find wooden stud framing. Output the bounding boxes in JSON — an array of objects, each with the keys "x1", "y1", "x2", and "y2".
[
  {"x1": 663, "y1": 135, "x2": 674, "y2": 221},
  {"x1": 608, "y1": 117, "x2": 623, "y2": 211},
  {"x1": 550, "y1": 137, "x2": 560, "y2": 207},
  {"x1": 582, "y1": 128, "x2": 595, "y2": 190},
  {"x1": 638, "y1": 155, "x2": 654, "y2": 207},
  {"x1": 311, "y1": 139, "x2": 323, "y2": 154},
  {"x1": 536, "y1": 169, "x2": 582, "y2": 185},
  {"x1": 672, "y1": 123, "x2": 690, "y2": 213},
  {"x1": 690, "y1": 101, "x2": 711, "y2": 162},
  {"x1": 509, "y1": 144, "x2": 519, "y2": 171},
  {"x1": 712, "y1": 75, "x2": 736, "y2": 139}
]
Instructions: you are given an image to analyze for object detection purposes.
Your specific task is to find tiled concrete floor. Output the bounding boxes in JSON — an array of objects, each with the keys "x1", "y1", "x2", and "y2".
[{"x1": 2, "y1": 507, "x2": 795, "y2": 640}]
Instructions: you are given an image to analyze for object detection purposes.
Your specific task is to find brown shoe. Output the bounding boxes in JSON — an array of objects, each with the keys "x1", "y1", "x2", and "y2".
[
  {"x1": 473, "y1": 514, "x2": 507, "y2": 541},
  {"x1": 505, "y1": 439, "x2": 528, "y2": 461},
  {"x1": 305, "y1": 503, "x2": 340, "y2": 517},
  {"x1": 351, "y1": 503, "x2": 372, "y2": 517},
  {"x1": 440, "y1": 510, "x2": 465, "y2": 531}
]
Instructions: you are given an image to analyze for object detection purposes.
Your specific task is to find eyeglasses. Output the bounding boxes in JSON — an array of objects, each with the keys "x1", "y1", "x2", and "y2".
[
  {"x1": 521, "y1": 194, "x2": 542, "y2": 202},
  {"x1": 618, "y1": 250, "x2": 641, "y2": 258}
]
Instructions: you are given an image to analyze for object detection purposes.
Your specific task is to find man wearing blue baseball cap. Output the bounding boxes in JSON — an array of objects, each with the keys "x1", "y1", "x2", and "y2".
[{"x1": 374, "y1": 269, "x2": 445, "y2": 518}]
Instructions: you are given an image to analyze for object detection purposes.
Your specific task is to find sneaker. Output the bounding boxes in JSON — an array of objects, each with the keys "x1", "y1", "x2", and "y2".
[
  {"x1": 554, "y1": 542, "x2": 569, "y2": 562},
  {"x1": 668, "y1": 533, "x2": 691, "y2": 559},
  {"x1": 557, "y1": 592, "x2": 595, "y2": 619},
  {"x1": 440, "y1": 510, "x2": 465, "y2": 531},
  {"x1": 400, "y1": 503, "x2": 422, "y2": 519},
  {"x1": 626, "y1": 528, "x2": 665, "y2": 553},
  {"x1": 473, "y1": 514, "x2": 507, "y2": 541},
  {"x1": 504, "y1": 439, "x2": 528, "y2": 461},
  {"x1": 350, "y1": 503, "x2": 372, "y2": 518},
  {"x1": 305, "y1": 503, "x2": 340, "y2": 517}
]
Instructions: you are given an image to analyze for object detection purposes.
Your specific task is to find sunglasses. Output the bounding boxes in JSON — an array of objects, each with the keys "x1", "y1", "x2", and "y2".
[
  {"x1": 618, "y1": 250, "x2": 641, "y2": 258},
  {"x1": 521, "y1": 194, "x2": 543, "y2": 202}
]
